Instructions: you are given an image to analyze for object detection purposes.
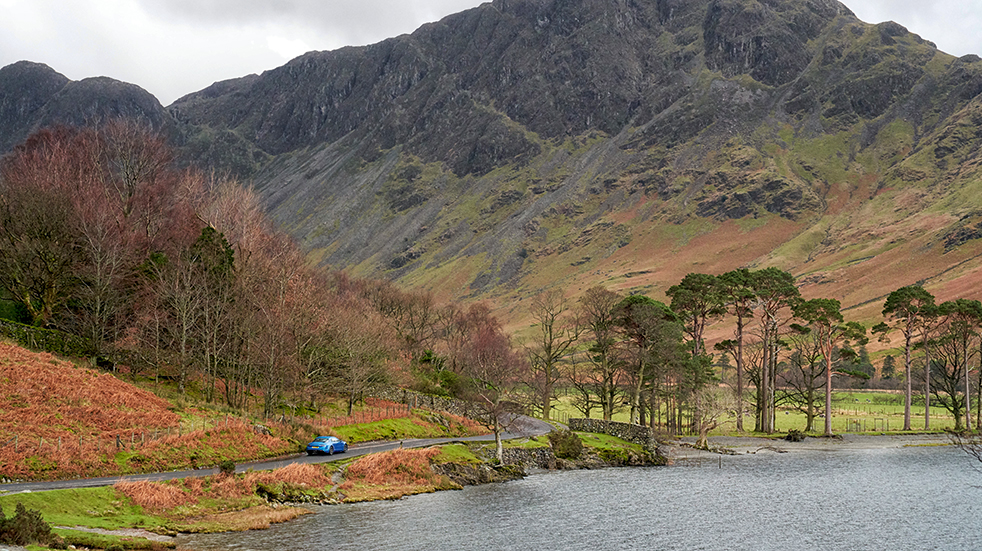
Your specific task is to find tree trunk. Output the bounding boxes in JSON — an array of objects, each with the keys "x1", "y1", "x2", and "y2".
[
  {"x1": 806, "y1": 386, "x2": 815, "y2": 432},
  {"x1": 542, "y1": 374, "x2": 552, "y2": 421},
  {"x1": 924, "y1": 339, "x2": 932, "y2": 430},
  {"x1": 965, "y1": 353, "x2": 972, "y2": 431},
  {"x1": 760, "y1": 323, "x2": 770, "y2": 433},
  {"x1": 631, "y1": 359, "x2": 644, "y2": 425},
  {"x1": 824, "y1": 350, "x2": 834, "y2": 437},
  {"x1": 735, "y1": 315, "x2": 745, "y2": 432},
  {"x1": 494, "y1": 415, "x2": 504, "y2": 463},
  {"x1": 903, "y1": 331, "x2": 912, "y2": 431}
]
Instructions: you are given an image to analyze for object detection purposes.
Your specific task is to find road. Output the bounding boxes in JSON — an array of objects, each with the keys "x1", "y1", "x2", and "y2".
[{"x1": 0, "y1": 415, "x2": 554, "y2": 495}]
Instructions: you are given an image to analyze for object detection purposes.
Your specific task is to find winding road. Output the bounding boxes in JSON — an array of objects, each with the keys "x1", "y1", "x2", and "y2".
[{"x1": 0, "y1": 415, "x2": 555, "y2": 495}]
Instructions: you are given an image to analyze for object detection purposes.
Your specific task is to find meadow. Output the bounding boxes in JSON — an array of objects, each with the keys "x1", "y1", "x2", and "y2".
[{"x1": 549, "y1": 389, "x2": 957, "y2": 435}]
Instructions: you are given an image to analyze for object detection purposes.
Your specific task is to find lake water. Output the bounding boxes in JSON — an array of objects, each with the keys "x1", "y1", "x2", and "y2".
[{"x1": 179, "y1": 446, "x2": 981, "y2": 551}]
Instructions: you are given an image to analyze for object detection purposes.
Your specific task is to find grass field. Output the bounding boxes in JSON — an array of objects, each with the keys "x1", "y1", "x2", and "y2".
[{"x1": 548, "y1": 389, "x2": 960, "y2": 435}]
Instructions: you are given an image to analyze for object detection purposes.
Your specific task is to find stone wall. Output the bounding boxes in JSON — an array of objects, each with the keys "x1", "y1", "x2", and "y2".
[
  {"x1": 501, "y1": 447, "x2": 556, "y2": 470},
  {"x1": 568, "y1": 418, "x2": 660, "y2": 453},
  {"x1": 371, "y1": 387, "x2": 479, "y2": 419},
  {"x1": 0, "y1": 319, "x2": 89, "y2": 357}
]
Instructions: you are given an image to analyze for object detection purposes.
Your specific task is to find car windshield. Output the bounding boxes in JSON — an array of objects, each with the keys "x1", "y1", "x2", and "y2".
[{"x1": 314, "y1": 437, "x2": 331, "y2": 442}]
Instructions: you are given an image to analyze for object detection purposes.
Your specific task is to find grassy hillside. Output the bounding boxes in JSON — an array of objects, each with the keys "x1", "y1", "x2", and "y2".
[
  {"x1": 0, "y1": 342, "x2": 299, "y2": 481},
  {"x1": 0, "y1": 341, "x2": 484, "y2": 482}
]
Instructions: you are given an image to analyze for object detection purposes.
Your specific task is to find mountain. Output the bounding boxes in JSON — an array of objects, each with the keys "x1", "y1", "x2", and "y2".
[
  {"x1": 0, "y1": 61, "x2": 177, "y2": 152},
  {"x1": 5, "y1": 0, "x2": 982, "y2": 324}
]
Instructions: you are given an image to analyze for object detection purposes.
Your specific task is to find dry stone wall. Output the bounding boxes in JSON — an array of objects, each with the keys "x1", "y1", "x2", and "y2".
[
  {"x1": 568, "y1": 418, "x2": 660, "y2": 453},
  {"x1": 371, "y1": 387, "x2": 478, "y2": 419}
]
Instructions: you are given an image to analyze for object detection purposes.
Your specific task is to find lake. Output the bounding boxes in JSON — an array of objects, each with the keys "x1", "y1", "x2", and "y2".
[{"x1": 178, "y1": 445, "x2": 980, "y2": 550}]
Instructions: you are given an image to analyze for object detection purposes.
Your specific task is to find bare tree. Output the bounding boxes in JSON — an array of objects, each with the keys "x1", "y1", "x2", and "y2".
[
  {"x1": 929, "y1": 333, "x2": 971, "y2": 430},
  {"x1": 927, "y1": 300, "x2": 982, "y2": 430},
  {"x1": 325, "y1": 303, "x2": 394, "y2": 416},
  {"x1": 149, "y1": 250, "x2": 203, "y2": 394},
  {"x1": 781, "y1": 323, "x2": 827, "y2": 432},
  {"x1": 561, "y1": 352, "x2": 598, "y2": 418},
  {"x1": 461, "y1": 312, "x2": 527, "y2": 462},
  {"x1": 578, "y1": 286, "x2": 624, "y2": 420},
  {"x1": 525, "y1": 289, "x2": 581, "y2": 420},
  {"x1": 694, "y1": 386, "x2": 736, "y2": 448},
  {"x1": 0, "y1": 127, "x2": 89, "y2": 327}
]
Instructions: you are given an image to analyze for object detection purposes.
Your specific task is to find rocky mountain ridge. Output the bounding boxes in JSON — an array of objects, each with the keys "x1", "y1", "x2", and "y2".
[{"x1": 4, "y1": 0, "x2": 982, "y2": 324}]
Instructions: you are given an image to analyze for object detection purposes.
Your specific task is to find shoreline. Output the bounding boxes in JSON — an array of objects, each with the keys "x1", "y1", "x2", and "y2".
[
  {"x1": 18, "y1": 432, "x2": 959, "y2": 551},
  {"x1": 669, "y1": 432, "x2": 954, "y2": 460}
]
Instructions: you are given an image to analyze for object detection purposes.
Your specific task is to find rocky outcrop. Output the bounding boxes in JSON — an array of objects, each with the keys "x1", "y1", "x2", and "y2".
[
  {"x1": 0, "y1": 61, "x2": 69, "y2": 151},
  {"x1": 0, "y1": 62, "x2": 176, "y2": 152},
  {"x1": 432, "y1": 462, "x2": 526, "y2": 487}
]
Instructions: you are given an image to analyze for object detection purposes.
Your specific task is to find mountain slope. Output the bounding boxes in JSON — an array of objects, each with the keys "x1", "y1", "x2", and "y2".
[
  {"x1": 0, "y1": 61, "x2": 177, "y2": 152},
  {"x1": 4, "y1": 0, "x2": 982, "y2": 324}
]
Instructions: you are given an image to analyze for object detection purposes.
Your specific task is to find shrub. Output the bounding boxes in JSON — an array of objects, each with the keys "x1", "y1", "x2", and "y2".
[
  {"x1": 0, "y1": 502, "x2": 54, "y2": 546},
  {"x1": 547, "y1": 430, "x2": 583, "y2": 460},
  {"x1": 785, "y1": 429, "x2": 806, "y2": 442},
  {"x1": 219, "y1": 459, "x2": 236, "y2": 477}
]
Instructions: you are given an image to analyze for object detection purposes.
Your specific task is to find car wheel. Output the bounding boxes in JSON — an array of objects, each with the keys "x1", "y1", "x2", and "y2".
[
  {"x1": 343, "y1": 443, "x2": 348, "y2": 452},
  {"x1": 306, "y1": 451, "x2": 314, "y2": 456},
  {"x1": 327, "y1": 445, "x2": 334, "y2": 456}
]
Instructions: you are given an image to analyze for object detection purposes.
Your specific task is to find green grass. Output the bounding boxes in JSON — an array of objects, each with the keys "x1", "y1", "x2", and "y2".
[
  {"x1": 503, "y1": 436, "x2": 551, "y2": 449},
  {"x1": 548, "y1": 390, "x2": 958, "y2": 435},
  {"x1": 432, "y1": 444, "x2": 483, "y2": 464},
  {"x1": 331, "y1": 412, "x2": 478, "y2": 443},
  {"x1": 576, "y1": 432, "x2": 646, "y2": 454},
  {"x1": 52, "y1": 527, "x2": 173, "y2": 550},
  {"x1": 0, "y1": 487, "x2": 164, "y2": 531}
]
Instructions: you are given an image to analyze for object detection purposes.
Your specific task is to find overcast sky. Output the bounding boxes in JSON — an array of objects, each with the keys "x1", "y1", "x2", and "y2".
[{"x1": 1, "y1": 0, "x2": 980, "y2": 106}]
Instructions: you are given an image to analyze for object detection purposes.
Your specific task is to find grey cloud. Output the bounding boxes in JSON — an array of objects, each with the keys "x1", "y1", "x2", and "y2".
[
  {"x1": 135, "y1": 0, "x2": 487, "y2": 48},
  {"x1": 848, "y1": 0, "x2": 982, "y2": 56}
]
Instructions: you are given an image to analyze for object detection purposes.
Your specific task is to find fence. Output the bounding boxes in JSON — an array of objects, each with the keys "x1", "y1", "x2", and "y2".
[{"x1": 846, "y1": 418, "x2": 890, "y2": 432}]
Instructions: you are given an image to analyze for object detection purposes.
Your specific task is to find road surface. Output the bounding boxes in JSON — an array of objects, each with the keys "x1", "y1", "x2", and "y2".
[{"x1": 0, "y1": 415, "x2": 554, "y2": 495}]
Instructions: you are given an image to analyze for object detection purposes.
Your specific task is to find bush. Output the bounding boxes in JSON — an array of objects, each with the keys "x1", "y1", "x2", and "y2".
[
  {"x1": 0, "y1": 502, "x2": 54, "y2": 546},
  {"x1": 547, "y1": 430, "x2": 583, "y2": 460},
  {"x1": 785, "y1": 429, "x2": 806, "y2": 442},
  {"x1": 219, "y1": 459, "x2": 236, "y2": 477}
]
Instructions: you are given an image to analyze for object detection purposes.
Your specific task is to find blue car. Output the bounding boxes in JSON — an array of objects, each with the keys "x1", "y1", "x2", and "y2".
[{"x1": 305, "y1": 435, "x2": 348, "y2": 456}]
